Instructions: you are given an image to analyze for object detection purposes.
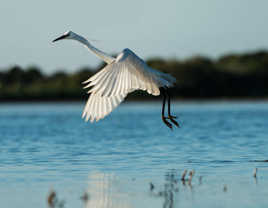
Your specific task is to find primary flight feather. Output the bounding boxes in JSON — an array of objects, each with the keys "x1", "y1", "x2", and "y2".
[{"x1": 53, "y1": 31, "x2": 179, "y2": 129}]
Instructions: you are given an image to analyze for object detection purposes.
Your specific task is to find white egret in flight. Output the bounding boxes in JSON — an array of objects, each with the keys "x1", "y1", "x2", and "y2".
[{"x1": 53, "y1": 31, "x2": 179, "y2": 129}]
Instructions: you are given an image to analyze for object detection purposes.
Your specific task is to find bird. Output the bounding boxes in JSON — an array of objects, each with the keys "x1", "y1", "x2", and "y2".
[{"x1": 53, "y1": 31, "x2": 179, "y2": 129}]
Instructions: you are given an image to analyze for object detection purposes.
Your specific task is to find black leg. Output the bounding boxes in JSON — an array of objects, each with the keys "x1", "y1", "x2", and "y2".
[
  {"x1": 161, "y1": 88, "x2": 172, "y2": 129},
  {"x1": 167, "y1": 90, "x2": 172, "y2": 117},
  {"x1": 166, "y1": 89, "x2": 180, "y2": 127},
  {"x1": 162, "y1": 89, "x2": 166, "y2": 117}
]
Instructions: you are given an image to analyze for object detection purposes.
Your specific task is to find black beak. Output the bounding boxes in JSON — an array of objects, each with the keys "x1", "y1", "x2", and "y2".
[{"x1": 52, "y1": 34, "x2": 69, "y2": 42}]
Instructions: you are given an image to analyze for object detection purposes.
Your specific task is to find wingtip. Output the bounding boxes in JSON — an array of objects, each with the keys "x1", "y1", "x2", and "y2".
[{"x1": 82, "y1": 80, "x2": 90, "y2": 84}]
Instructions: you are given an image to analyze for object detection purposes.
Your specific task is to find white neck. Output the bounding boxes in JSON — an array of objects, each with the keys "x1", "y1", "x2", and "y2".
[{"x1": 73, "y1": 34, "x2": 115, "y2": 64}]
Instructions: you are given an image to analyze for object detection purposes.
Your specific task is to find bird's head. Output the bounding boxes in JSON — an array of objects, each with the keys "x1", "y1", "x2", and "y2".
[{"x1": 52, "y1": 30, "x2": 78, "y2": 42}]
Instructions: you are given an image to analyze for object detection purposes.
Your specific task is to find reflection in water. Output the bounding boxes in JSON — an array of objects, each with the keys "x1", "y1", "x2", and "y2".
[
  {"x1": 47, "y1": 190, "x2": 65, "y2": 208},
  {"x1": 253, "y1": 168, "x2": 258, "y2": 184},
  {"x1": 85, "y1": 170, "x2": 196, "y2": 208},
  {"x1": 86, "y1": 172, "x2": 133, "y2": 208},
  {"x1": 47, "y1": 168, "x2": 264, "y2": 208}
]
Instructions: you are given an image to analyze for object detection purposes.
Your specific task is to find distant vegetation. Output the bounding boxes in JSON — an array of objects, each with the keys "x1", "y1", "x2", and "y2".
[{"x1": 1, "y1": 50, "x2": 268, "y2": 101}]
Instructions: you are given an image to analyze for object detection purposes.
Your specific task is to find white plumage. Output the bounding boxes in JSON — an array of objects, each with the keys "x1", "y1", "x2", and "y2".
[{"x1": 53, "y1": 31, "x2": 176, "y2": 124}]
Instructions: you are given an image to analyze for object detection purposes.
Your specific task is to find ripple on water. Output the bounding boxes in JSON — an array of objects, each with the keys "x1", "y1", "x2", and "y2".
[{"x1": 0, "y1": 102, "x2": 268, "y2": 208}]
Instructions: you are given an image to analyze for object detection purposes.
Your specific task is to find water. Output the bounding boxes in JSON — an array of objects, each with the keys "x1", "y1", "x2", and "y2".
[{"x1": 0, "y1": 101, "x2": 268, "y2": 208}]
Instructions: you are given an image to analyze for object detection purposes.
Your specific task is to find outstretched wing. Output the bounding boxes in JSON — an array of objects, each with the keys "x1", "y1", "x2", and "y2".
[
  {"x1": 82, "y1": 49, "x2": 176, "y2": 122},
  {"x1": 82, "y1": 93, "x2": 127, "y2": 122}
]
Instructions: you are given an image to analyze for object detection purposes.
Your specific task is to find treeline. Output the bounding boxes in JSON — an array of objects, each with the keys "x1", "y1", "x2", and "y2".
[{"x1": 1, "y1": 50, "x2": 268, "y2": 101}]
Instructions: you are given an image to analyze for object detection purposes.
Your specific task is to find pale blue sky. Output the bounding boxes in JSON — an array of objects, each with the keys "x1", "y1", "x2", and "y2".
[{"x1": 0, "y1": 0, "x2": 268, "y2": 73}]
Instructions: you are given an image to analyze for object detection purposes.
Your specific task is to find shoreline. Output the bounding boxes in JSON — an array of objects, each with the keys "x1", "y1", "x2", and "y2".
[{"x1": 1, "y1": 97, "x2": 268, "y2": 103}]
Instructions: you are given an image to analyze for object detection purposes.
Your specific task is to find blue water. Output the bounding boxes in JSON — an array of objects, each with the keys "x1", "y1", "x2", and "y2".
[{"x1": 0, "y1": 101, "x2": 268, "y2": 208}]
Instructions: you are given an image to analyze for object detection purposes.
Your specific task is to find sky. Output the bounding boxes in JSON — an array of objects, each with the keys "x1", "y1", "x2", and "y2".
[{"x1": 0, "y1": 0, "x2": 268, "y2": 73}]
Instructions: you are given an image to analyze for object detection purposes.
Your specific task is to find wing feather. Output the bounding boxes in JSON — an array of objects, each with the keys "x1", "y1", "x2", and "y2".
[
  {"x1": 103, "y1": 67, "x2": 119, "y2": 97},
  {"x1": 82, "y1": 93, "x2": 127, "y2": 122},
  {"x1": 114, "y1": 67, "x2": 123, "y2": 95},
  {"x1": 83, "y1": 65, "x2": 110, "y2": 84},
  {"x1": 83, "y1": 67, "x2": 110, "y2": 89},
  {"x1": 87, "y1": 68, "x2": 114, "y2": 94}
]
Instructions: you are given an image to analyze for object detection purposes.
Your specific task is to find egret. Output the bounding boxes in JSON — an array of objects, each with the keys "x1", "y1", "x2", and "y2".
[{"x1": 53, "y1": 31, "x2": 179, "y2": 129}]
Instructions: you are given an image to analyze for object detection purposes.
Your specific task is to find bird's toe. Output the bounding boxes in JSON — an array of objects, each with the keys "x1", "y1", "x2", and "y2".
[
  {"x1": 169, "y1": 115, "x2": 180, "y2": 128},
  {"x1": 162, "y1": 116, "x2": 173, "y2": 129}
]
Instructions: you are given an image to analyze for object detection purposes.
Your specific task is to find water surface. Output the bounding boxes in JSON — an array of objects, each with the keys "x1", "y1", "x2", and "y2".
[{"x1": 0, "y1": 101, "x2": 268, "y2": 208}]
